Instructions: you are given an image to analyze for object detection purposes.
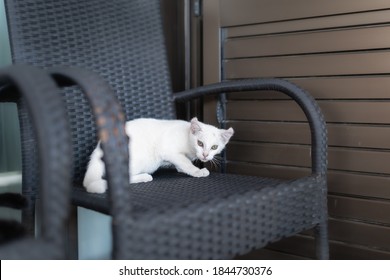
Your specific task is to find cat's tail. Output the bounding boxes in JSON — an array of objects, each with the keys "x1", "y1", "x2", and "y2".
[{"x1": 83, "y1": 144, "x2": 108, "y2": 193}]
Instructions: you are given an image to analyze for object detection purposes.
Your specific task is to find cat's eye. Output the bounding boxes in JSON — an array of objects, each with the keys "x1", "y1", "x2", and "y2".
[
  {"x1": 197, "y1": 140, "x2": 204, "y2": 147},
  {"x1": 211, "y1": 145, "x2": 218, "y2": 150}
]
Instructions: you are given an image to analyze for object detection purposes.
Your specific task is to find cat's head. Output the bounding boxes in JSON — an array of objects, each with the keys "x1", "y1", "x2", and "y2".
[{"x1": 189, "y1": 117, "x2": 234, "y2": 162}]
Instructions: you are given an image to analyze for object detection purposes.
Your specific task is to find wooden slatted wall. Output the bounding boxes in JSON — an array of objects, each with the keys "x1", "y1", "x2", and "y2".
[{"x1": 203, "y1": 0, "x2": 390, "y2": 259}]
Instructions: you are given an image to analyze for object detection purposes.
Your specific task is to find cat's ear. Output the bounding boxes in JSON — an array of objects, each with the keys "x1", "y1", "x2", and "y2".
[
  {"x1": 221, "y1": 127, "x2": 234, "y2": 144},
  {"x1": 190, "y1": 117, "x2": 202, "y2": 135}
]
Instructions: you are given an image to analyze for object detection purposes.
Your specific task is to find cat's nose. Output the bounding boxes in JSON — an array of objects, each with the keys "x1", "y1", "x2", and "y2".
[{"x1": 203, "y1": 152, "x2": 209, "y2": 158}]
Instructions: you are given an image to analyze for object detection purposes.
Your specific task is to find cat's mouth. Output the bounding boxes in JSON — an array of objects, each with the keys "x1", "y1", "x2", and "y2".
[{"x1": 198, "y1": 156, "x2": 210, "y2": 163}]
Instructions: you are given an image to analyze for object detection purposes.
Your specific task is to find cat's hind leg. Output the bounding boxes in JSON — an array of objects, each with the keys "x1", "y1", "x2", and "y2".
[
  {"x1": 84, "y1": 180, "x2": 108, "y2": 193},
  {"x1": 83, "y1": 144, "x2": 108, "y2": 193},
  {"x1": 130, "y1": 173, "x2": 153, "y2": 183}
]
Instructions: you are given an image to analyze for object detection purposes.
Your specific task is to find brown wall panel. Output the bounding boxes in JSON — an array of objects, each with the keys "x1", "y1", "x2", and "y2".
[
  {"x1": 226, "y1": 162, "x2": 310, "y2": 180},
  {"x1": 227, "y1": 100, "x2": 390, "y2": 124},
  {"x1": 329, "y1": 219, "x2": 390, "y2": 251},
  {"x1": 228, "y1": 142, "x2": 390, "y2": 174},
  {"x1": 228, "y1": 121, "x2": 311, "y2": 145},
  {"x1": 227, "y1": 162, "x2": 390, "y2": 200},
  {"x1": 220, "y1": 0, "x2": 390, "y2": 27},
  {"x1": 227, "y1": 142, "x2": 311, "y2": 168},
  {"x1": 243, "y1": 214, "x2": 390, "y2": 260},
  {"x1": 328, "y1": 195, "x2": 390, "y2": 225},
  {"x1": 328, "y1": 239, "x2": 390, "y2": 260},
  {"x1": 237, "y1": 248, "x2": 309, "y2": 260},
  {"x1": 294, "y1": 77, "x2": 390, "y2": 99},
  {"x1": 227, "y1": 100, "x2": 305, "y2": 122},
  {"x1": 328, "y1": 148, "x2": 390, "y2": 174},
  {"x1": 227, "y1": 9, "x2": 390, "y2": 38},
  {"x1": 228, "y1": 77, "x2": 390, "y2": 100},
  {"x1": 327, "y1": 171, "x2": 390, "y2": 199},
  {"x1": 262, "y1": 235, "x2": 390, "y2": 260},
  {"x1": 225, "y1": 25, "x2": 390, "y2": 59},
  {"x1": 229, "y1": 121, "x2": 390, "y2": 149},
  {"x1": 225, "y1": 51, "x2": 390, "y2": 79}
]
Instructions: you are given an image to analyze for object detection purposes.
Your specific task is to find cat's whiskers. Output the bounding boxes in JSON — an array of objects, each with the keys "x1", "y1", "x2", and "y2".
[{"x1": 209, "y1": 155, "x2": 222, "y2": 171}]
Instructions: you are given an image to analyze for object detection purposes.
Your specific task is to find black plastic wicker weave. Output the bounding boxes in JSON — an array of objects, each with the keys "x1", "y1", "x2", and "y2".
[
  {"x1": 0, "y1": 65, "x2": 72, "y2": 259},
  {"x1": 4, "y1": 0, "x2": 329, "y2": 259}
]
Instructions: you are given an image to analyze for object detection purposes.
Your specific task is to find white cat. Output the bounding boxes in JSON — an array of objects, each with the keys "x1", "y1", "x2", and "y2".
[{"x1": 83, "y1": 117, "x2": 234, "y2": 193}]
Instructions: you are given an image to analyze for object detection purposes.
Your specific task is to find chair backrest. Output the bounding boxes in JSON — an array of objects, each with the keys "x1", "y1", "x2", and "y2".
[{"x1": 6, "y1": 0, "x2": 175, "y2": 180}]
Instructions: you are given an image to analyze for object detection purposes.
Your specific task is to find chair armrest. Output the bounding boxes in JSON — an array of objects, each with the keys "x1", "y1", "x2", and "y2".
[
  {"x1": 48, "y1": 67, "x2": 132, "y2": 259},
  {"x1": 0, "y1": 64, "x2": 72, "y2": 258},
  {"x1": 173, "y1": 79, "x2": 328, "y2": 176}
]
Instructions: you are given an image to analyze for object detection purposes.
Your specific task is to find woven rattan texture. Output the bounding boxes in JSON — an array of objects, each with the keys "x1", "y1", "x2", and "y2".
[
  {"x1": 6, "y1": 0, "x2": 174, "y2": 180},
  {"x1": 73, "y1": 172, "x2": 324, "y2": 259}
]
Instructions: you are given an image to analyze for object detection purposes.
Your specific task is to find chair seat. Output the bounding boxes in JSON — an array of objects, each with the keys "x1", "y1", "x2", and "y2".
[{"x1": 73, "y1": 171, "x2": 325, "y2": 259}]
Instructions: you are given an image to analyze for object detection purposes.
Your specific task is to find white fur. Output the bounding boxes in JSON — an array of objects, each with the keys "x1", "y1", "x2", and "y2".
[{"x1": 83, "y1": 117, "x2": 234, "y2": 193}]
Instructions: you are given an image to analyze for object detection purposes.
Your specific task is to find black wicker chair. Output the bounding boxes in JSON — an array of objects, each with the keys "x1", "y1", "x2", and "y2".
[
  {"x1": 4, "y1": 0, "x2": 328, "y2": 259},
  {"x1": 0, "y1": 65, "x2": 72, "y2": 259}
]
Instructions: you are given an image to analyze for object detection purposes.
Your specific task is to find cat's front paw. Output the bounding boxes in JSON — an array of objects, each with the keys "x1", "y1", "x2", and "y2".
[
  {"x1": 193, "y1": 168, "x2": 210, "y2": 178},
  {"x1": 130, "y1": 173, "x2": 153, "y2": 183}
]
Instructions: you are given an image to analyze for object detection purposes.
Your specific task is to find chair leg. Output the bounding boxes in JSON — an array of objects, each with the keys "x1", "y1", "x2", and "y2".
[
  {"x1": 21, "y1": 196, "x2": 35, "y2": 236},
  {"x1": 65, "y1": 206, "x2": 79, "y2": 259},
  {"x1": 314, "y1": 220, "x2": 329, "y2": 259}
]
